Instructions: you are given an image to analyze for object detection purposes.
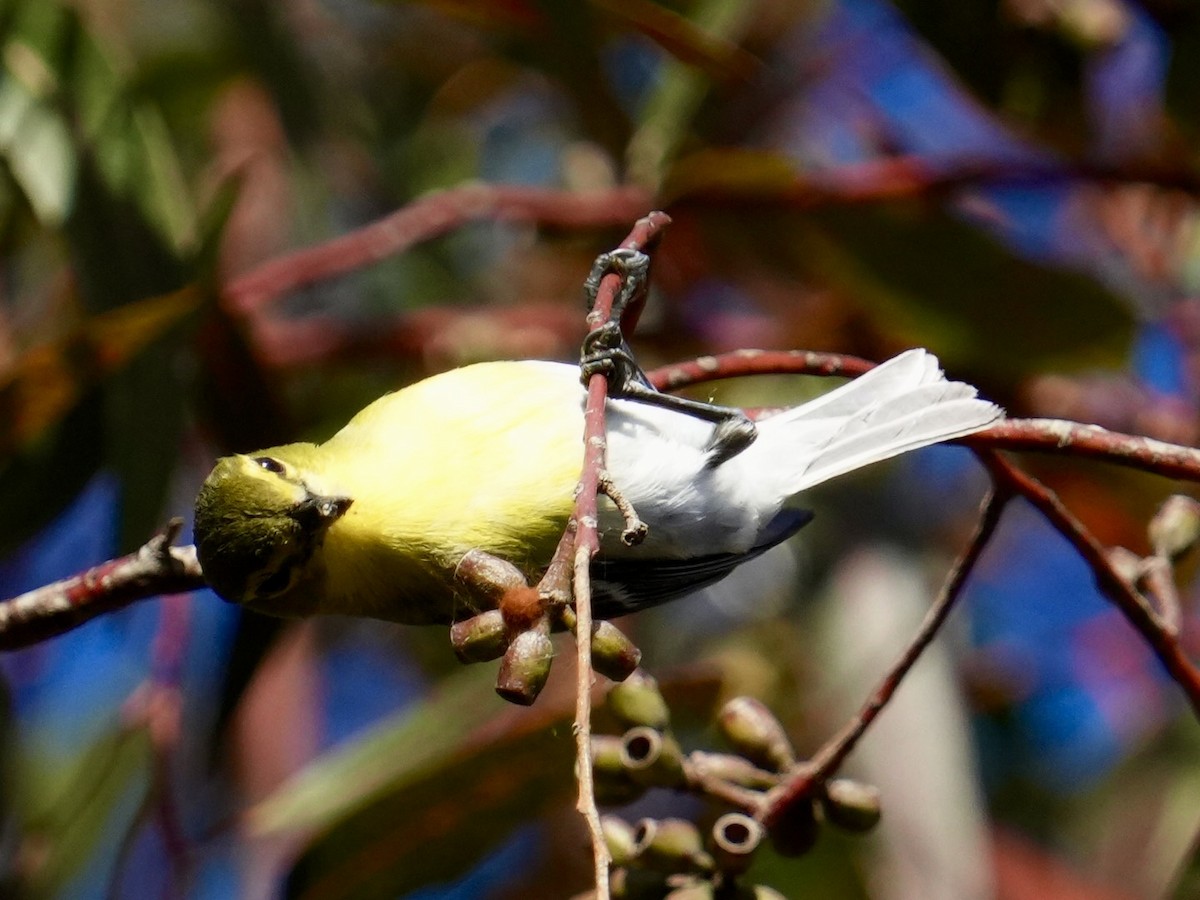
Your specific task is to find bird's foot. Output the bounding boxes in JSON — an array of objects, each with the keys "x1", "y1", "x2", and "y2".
[
  {"x1": 579, "y1": 248, "x2": 758, "y2": 463},
  {"x1": 584, "y1": 247, "x2": 651, "y2": 325}
]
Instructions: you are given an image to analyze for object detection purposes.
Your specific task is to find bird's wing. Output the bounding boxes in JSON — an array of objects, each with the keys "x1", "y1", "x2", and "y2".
[{"x1": 589, "y1": 508, "x2": 812, "y2": 617}]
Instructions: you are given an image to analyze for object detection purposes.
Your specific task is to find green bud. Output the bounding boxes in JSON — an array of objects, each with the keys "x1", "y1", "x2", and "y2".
[
  {"x1": 592, "y1": 734, "x2": 629, "y2": 779},
  {"x1": 495, "y1": 629, "x2": 554, "y2": 705},
  {"x1": 602, "y1": 816, "x2": 640, "y2": 867},
  {"x1": 821, "y1": 779, "x2": 882, "y2": 833},
  {"x1": 632, "y1": 818, "x2": 714, "y2": 874},
  {"x1": 709, "y1": 812, "x2": 764, "y2": 876},
  {"x1": 620, "y1": 726, "x2": 686, "y2": 788},
  {"x1": 689, "y1": 751, "x2": 778, "y2": 790},
  {"x1": 1149, "y1": 495, "x2": 1200, "y2": 560},
  {"x1": 590, "y1": 622, "x2": 642, "y2": 682},
  {"x1": 717, "y1": 697, "x2": 795, "y2": 772},
  {"x1": 608, "y1": 670, "x2": 670, "y2": 730},
  {"x1": 592, "y1": 735, "x2": 647, "y2": 806},
  {"x1": 767, "y1": 798, "x2": 819, "y2": 858},
  {"x1": 449, "y1": 609, "x2": 508, "y2": 663},
  {"x1": 454, "y1": 548, "x2": 527, "y2": 600}
]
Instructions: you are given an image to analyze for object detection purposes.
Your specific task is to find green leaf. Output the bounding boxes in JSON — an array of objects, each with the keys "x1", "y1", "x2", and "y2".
[
  {"x1": 254, "y1": 664, "x2": 723, "y2": 900},
  {"x1": 0, "y1": 1, "x2": 75, "y2": 224},
  {"x1": 625, "y1": 0, "x2": 757, "y2": 189},
  {"x1": 799, "y1": 202, "x2": 1134, "y2": 375},
  {"x1": 252, "y1": 665, "x2": 575, "y2": 899},
  {"x1": 889, "y1": 0, "x2": 1090, "y2": 149},
  {"x1": 12, "y1": 725, "x2": 153, "y2": 898},
  {"x1": 0, "y1": 287, "x2": 200, "y2": 551}
]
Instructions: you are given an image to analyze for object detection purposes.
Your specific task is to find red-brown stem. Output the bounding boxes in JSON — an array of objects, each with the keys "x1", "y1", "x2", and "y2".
[
  {"x1": 652, "y1": 348, "x2": 1200, "y2": 715},
  {"x1": 649, "y1": 350, "x2": 1200, "y2": 483},
  {"x1": 983, "y1": 453, "x2": 1200, "y2": 715},
  {"x1": 649, "y1": 349, "x2": 875, "y2": 390},
  {"x1": 966, "y1": 419, "x2": 1200, "y2": 482},
  {"x1": 224, "y1": 184, "x2": 650, "y2": 316},
  {"x1": 571, "y1": 210, "x2": 673, "y2": 900},
  {"x1": 0, "y1": 521, "x2": 204, "y2": 651},
  {"x1": 672, "y1": 155, "x2": 1200, "y2": 210},
  {"x1": 759, "y1": 489, "x2": 1009, "y2": 828}
]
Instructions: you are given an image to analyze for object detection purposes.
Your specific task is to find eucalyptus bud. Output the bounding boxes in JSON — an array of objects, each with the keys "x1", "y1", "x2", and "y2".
[
  {"x1": 709, "y1": 812, "x2": 764, "y2": 876},
  {"x1": 454, "y1": 548, "x2": 527, "y2": 599},
  {"x1": 495, "y1": 629, "x2": 553, "y2": 705},
  {"x1": 620, "y1": 726, "x2": 687, "y2": 788},
  {"x1": 602, "y1": 815, "x2": 640, "y2": 867},
  {"x1": 608, "y1": 670, "x2": 670, "y2": 731},
  {"x1": 590, "y1": 622, "x2": 642, "y2": 682},
  {"x1": 689, "y1": 751, "x2": 778, "y2": 790},
  {"x1": 592, "y1": 735, "x2": 646, "y2": 806},
  {"x1": 1149, "y1": 494, "x2": 1200, "y2": 561},
  {"x1": 717, "y1": 697, "x2": 795, "y2": 772},
  {"x1": 449, "y1": 609, "x2": 508, "y2": 663},
  {"x1": 821, "y1": 779, "x2": 882, "y2": 833},
  {"x1": 632, "y1": 818, "x2": 714, "y2": 874}
]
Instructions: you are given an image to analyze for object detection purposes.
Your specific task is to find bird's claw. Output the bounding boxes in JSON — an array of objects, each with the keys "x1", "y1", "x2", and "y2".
[
  {"x1": 579, "y1": 246, "x2": 758, "y2": 463},
  {"x1": 584, "y1": 248, "x2": 651, "y2": 321}
]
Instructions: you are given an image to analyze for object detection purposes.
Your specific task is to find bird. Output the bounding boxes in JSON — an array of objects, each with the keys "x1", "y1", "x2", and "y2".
[{"x1": 193, "y1": 348, "x2": 1002, "y2": 625}]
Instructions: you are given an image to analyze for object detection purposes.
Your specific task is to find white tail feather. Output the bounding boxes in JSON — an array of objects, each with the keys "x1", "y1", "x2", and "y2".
[{"x1": 756, "y1": 349, "x2": 1002, "y2": 494}]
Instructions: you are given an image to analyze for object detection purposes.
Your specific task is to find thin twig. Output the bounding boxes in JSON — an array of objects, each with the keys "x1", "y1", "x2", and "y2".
[
  {"x1": 224, "y1": 184, "x2": 651, "y2": 317},
  {"x1": 760, "y1": 488, "x2": 1010, "y2": 828},
  {"x1": 650, "y1": 351, "x2": 1200, "y2": 482},
  {"x1": 598, "y1": 473, "x2": 648, "y2": 546},
  {"x1": 569, "y1": 211, "x2": 673, "y2": 900},
  {"x1": 652, "y1": 348, "x2": 1200, "y2": 726},
  {"x1": 968, "y1": 419, "x2": 1200, "y2": 482},
  {"x1": 983, "y1": 453, "x2": 1200, "y2": 716},
  {"x1": 672, "y1": 154, "x2": 1200, "y2": 210},
  {"x1": 1139, "y1": 555, "x2": 1182, "y2": 638},
  {"x1": 0, "y1": 520, "x2": 205, "y2": 651}
]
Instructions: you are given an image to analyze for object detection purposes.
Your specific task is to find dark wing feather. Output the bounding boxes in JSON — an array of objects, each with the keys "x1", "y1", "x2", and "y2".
[{"x1": 590, "y1": 509, "x2": 813, "y2": 618}]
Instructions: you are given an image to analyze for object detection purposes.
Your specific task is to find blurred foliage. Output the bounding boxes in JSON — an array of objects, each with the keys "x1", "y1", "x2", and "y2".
[{"x1": 0, "y1": 0, "x2": 1195, "y2": 897}]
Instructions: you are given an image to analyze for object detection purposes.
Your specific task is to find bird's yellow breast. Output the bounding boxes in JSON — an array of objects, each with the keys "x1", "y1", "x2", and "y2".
[{"x1": 308, "y1": 361, "x2": 584, "y2": 622}]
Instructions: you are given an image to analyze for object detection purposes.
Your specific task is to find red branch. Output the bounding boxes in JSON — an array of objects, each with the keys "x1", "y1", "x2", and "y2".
[
  {"x1": 671, "y1": 154, "x2": 1200, "y2": 210},
  {"x1": 224, "y1": 184, "x2": 651, "y2": 317},
  {"x1": 648, "y1": 348, "x2": 1200, "y2": 726},
  {"x1": 983, "y1": 454, "x2": 1200, "y2": 714},
  {"x1": 760, "y1": 489, "x2": 1010, "y2": 828},
  {"x1": 649, "y1": 350, "x2": 1200, "y2": 482},
  {"x1": 0, "y1": 521, "x2": 204, "y2": 651},
  {"x1": 569, "y1": 211, "x2": 672, "y2": 900}
]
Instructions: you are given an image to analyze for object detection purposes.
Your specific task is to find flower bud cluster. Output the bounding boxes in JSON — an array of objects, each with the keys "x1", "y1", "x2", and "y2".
[
  {"x1": 449, "y1": 549, "x2": 643, "y2": 704},
  {"x1": 588, "y1": 680, "x2": 884, "y2": 896}
]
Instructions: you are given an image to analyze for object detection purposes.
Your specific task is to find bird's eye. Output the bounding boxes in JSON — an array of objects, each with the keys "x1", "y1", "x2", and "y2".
[
  {"x1": 254, "y1": 456, "x2": 285, "y2": 475},
  {"x1": 257, "y1": 564, "x2": 295, "y2": 597}
]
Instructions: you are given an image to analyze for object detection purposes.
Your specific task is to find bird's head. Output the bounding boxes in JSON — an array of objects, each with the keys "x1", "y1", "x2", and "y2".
[{"x1": 193, "y1": 449, "x2": 353, "y2": 613}]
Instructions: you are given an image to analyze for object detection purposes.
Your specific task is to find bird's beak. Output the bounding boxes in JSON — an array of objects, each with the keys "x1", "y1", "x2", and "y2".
[{"x1": 293, "y1": 493, "x2": 353, "y2": 529}]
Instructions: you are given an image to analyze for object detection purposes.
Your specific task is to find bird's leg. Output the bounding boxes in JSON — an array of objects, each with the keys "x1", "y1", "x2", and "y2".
[
  {"x1": 580, "y1": 248, "x2": 758, "y2": 464},
  {"x1": 580, "y1": 248, "x2": 654, "y2": 393}
]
